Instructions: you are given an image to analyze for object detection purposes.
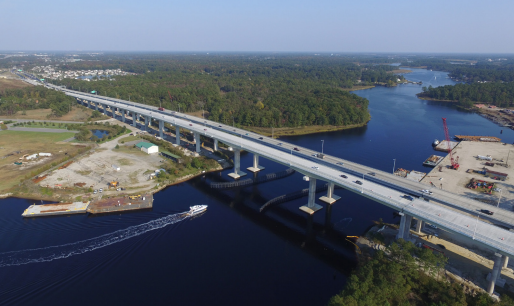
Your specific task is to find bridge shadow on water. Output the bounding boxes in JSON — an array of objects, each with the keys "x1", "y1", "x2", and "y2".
[{"x1": 175, "y1": 171, "x2": 360, "y2": 275}]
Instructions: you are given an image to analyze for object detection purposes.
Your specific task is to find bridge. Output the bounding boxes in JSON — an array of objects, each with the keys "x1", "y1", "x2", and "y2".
[{"x1": 23, "y1": 79, "x2": 514, "y2": 294}]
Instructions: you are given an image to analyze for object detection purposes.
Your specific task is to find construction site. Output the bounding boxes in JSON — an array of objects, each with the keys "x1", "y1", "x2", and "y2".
[{"x1": 420, "y1": 118, "x2": 514, "y2": 212}]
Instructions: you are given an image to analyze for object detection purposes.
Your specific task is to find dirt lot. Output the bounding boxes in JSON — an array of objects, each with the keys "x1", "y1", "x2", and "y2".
[
  {"x1": 420, "y1": 141, "x2": 514, "y2": 211},
  {"x1": 42, "y1": 134, "x2": 163, "y2": 195},
  {"x1": 0, "y1": 130, "x2": 81, "y2": 192}
]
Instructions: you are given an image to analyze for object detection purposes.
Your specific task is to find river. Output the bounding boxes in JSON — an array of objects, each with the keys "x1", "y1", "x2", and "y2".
[{"x1": 0, "y1": 68, "x2": 512, "y2": 305}]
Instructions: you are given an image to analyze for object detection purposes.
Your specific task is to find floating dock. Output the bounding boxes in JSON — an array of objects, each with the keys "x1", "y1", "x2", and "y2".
[
  {"x1": 423, "y1": 155, "x2": 444, "y2": 167},
  {"x1": 87, "y1": 194, "x2": 153, "y2": 214},
  {"x1": 434, "y1": 140, "x2": 459, "y2": 152},
  {"x1": 22, "y1": 201, "x2": 90, "y2": 217}
]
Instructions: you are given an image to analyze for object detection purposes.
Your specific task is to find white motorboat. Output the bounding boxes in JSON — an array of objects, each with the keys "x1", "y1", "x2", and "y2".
[{"x1": 188, "y1": 205, "x2": 207, "y2": 215}]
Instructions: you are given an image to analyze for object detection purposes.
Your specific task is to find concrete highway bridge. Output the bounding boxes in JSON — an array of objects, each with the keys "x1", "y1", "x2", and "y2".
[{"x1": 22, "y1": 78, "x2": 514, "y2": 294}]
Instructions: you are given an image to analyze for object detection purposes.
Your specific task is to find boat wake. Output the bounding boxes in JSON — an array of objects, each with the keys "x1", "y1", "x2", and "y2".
[{"x1": 0, "y1": 212, "x2": 189, "y2": 268}]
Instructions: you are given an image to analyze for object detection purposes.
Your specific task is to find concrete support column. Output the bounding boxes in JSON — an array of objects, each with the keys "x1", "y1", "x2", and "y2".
[
  {"x1": 132, "y1": 112, "x2": 137, "y2": 127},
  {"x1": 175, "y1": 126, "x2": 180, "y2": 145},
  {"x1": 144, "y1": 116, "x2": 149, "y2": 130},
  {"x1": 214, "y1": 139, "x2": 219, "y2": 151},
  {"x1": 87, "y1": 101, "x2": 91, "y2": 108},
  {"x1": 403, "y1": 215, "x2": 413, "y2": 239},
  {"x1": 102, "y1": 104, "x2": 106, "y2": 114},
  {"x1": 396, "y1": 213, "x2": 406, "y2": 240},
  {"x1": 121, "y1": 109, "x2": 125, "y2": 123},
  {"x1": 488, "y1": 253, "x2": 503, "y2": 295},
  {"x1": 159, "y1": 120, "x2": 164, "y2": 138},
  {"x1": 228, "y1": 149, "x2": 247, "y2": 179},
  {"x1": 247, "y1": 154, "x2": 265, "y2": 172},
  {"x1": 95, "y1": 102, "x2": 98, "y2": 111},
  {"x1": 320, "y1": 182, "x2": 341, "y2": 204},
  {"x1": 194, "y1": 132, "x2": 201, "y2": 153},
  {"x1": 416, "y1": 219, "x2": 424, "y2": 233},
  {"x1": 300, "y1": 177, "x2": 323, "y2": 214},
  {"x1": 503, "y1": 256, "x2": 509, "y2": 269}
]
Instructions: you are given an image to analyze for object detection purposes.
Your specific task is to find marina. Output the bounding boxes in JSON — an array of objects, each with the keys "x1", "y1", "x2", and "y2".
[{"x1": 22, "y1": 201, "x2": 90, "y2": 217}]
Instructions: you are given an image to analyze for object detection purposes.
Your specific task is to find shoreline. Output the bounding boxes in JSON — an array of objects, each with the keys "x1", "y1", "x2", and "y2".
[{"x1": 244, "y1": 120, "x2": 370, "y2": 137}]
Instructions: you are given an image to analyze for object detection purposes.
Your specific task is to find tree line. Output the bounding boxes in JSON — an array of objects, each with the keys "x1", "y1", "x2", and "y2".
[
  {"x1": 329, "y1": 239, "x2": 514, "y2": 306},
  {"x1": 0, "y1": 86, "x2": 75, "y2": 117},
  {"x1": 47, "y1": 55, "x2": 408, "y2": 129},
  {"x1": 419, "y1": 83, "x2": 514, "y2": 108}
]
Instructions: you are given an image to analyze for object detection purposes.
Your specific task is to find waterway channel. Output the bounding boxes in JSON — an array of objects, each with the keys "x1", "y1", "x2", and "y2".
[{"x1": 1, "y1": 68, "x2": 513, "y2": 305}]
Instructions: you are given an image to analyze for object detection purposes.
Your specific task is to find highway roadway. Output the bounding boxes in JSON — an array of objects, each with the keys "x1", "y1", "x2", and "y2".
[
  {"x1": 19, "y1": 80, "x2": 514, "y2": 258},
  {"x1": 46, "y1": 84, "x2": 514, "y2": 230}
]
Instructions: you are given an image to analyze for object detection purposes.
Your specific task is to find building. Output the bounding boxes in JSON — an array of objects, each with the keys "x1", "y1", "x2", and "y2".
[
  {"x1": 160, "y1": 151, "x2": 182, "y2": 163},
  {"x1": 135, "y1": 142, "x2": 158, "y2": 154}
]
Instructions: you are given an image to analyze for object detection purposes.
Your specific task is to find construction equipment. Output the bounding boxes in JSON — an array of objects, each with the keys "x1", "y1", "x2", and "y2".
[
  {"x1": 109, "y1": 181, "x2": 119, "y2": 188},
  {"x1": 129, "y1": 194, "x2": 141, "y2": 200},
  {"x1": 442, "y1": 118, "x2": 459, "y2": 170}
]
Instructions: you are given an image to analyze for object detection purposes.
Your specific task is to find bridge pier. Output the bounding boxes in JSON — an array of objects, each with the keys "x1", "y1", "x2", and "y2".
[
  {"x1": 415, "y1": 219, "x2": 424, "y2": 233},
  {"x1": 228, "y1": 149, "x2": 247, "y2": 179},
  {"x1": 87, "y1": 101, "x2": 91, "y2": 108},
  {"x1": 319, "y1": 182, "x2": 341, "y2": 204},
  {"x1": 121, "y1": 109, "x2": 125, "y2": 123},
  {"x1": 299, "y1": 177, "x2": 323, "y2": 214},
  {"x1": 503, "y1": 256, "x2": 509, "y2": 269},
  {"x1": 132, "y1": 112, "x2": 137, "y2": 127},
  {"x1": 102, "y1": 104, "x2": 107, "y2": 115},
  {"x1": 159, "y1": 120, "x2": 164, "y2": 138},
  {"x1": 144, "y1": 116, "x2": 149, "y2": 130},
  {"x1": 175, "y1": 126, "x2": 180, "y2": 145},
  {"x1": 487, "y1": 253, "x2": 503, "y2": 295},
  {"x1": 95, "y1": 102, "x2": 99, "y2": 111},
  {"x1": 396, "y1": 213, "x2": 413, "y2": 240},
  {"x1": 214, "y1": 139, "x2": 219, "y2": 151},
  {"x1": 247, "y1": 154, "x2": 265, "y2": 172},
  {"x1": 194, "y1": 132, "x2": 201, "y2": 153}
]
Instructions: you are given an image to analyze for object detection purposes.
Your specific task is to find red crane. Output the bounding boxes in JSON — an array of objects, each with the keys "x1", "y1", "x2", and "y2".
[{"x1": 442, "y1": 118, "x2": 459, "y2": 170}]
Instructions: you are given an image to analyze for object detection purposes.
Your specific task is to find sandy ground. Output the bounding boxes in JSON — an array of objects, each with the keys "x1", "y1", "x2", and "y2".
[
  {"x1": 420, "y1": 141, "x2": 514, "y2": 211},
  {"x1": 42, "y1": 135, "x2": 163, "y2": 195}
]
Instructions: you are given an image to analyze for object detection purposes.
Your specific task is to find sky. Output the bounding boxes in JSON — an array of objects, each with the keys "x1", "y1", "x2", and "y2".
[{"x1": 1, "y1": 0, "x2": 513, "y2": 53}]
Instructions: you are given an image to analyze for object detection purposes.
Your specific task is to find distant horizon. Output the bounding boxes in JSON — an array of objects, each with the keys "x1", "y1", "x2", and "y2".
[
  {"x1": 1, "y1": 0, "x2": 512, "y2": 53},
  {"x1": 1, "y1": 51, "x2": 514, "y2": 56}
]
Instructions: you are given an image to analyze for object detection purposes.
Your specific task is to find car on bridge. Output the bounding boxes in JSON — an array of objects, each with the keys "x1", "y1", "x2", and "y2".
[
  {"x1": 312, "y1": 166, "x2": 319, "y2": 170},
  {"x1": 403, "y1": 195, "x2": 414, "y2": 201},
  {"x1": 354, "y1": 180, "x2": 363, "y2": 185},
  {"x1": 294, "y1": 147, "x2": 299, "y2": 151},
  {"x1": 189, "y1": 124, "x2": 193, "y2": 126},
  {"x1": 421, "y1": 189, "x2": 433, "y2": 195},
  {"x1": 259, "y1": 137, "x2": 263, "y2": 140},
  {"x1": 481, "y1": 209, "x2": 494, "y2": 215},
  {"x1": 340, "y1": 175, "x2": 348, "y2": 178},
  {"x1": 336, "y1": 162, "x2": 344, "y2": 165},
  {"x1": 219, "y1": 125, "x2": 222, "y2": 127},
  {"x1": 368, "y1": 172, "x2": 376, "y2": 176},
  {"x1": 278, "y1": 143, "x2": 282, "y2": 146}
]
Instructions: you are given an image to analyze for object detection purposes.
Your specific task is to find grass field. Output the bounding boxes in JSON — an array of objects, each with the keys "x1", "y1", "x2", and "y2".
[
  {"x1": 0, "y1": 131, "x2": 79, "y2": 192},
  {"x1": 0, "y1": 106, "x2": 96, "y2": 122},
  {"x1": 118, "y1": 135, "x2": 141, "y2": 143},
  {"x1": 0, "y1": 78, "x2": 31, "y2": 91}
]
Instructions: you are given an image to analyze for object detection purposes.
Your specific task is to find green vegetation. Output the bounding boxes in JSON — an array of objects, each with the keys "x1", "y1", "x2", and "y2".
[
  {"x1": 329, "y1": 239, "x2": 514, "y2": 306},
  {"x1": 70, "y1": 122, "x2": 130, "y2": 142},
  {"x1": 12, "y1": 121, "x2": 68, "y2": 129},
  {"x1": 0, "y1": 85, "x2": 76, "y2": 117},
  {"x1": 49, "y1": 55, "x2": 409, "y2": 129},
  {"x1": 419, "y1": 83, "x2": 514, "y2": 108}
]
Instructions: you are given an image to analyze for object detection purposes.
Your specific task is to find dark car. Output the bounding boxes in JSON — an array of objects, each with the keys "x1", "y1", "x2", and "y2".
[
  {"x1": 354, "y1": 180, "x2": 363, "y2": 185},
  {"x1": 340, "y1": 175, "x2": 348, "y2": 178},
  {"x1": 403, "y1": 195, "x2": 414, "y2": 201},
  {"x1": 481, "y1": 209, "x2": 494, "y2": 215},
  {"x1": 259, "y1": 137, "x2": 263, "y2": 140},
  {"x1": 219, "y1": 125, "x2": 222, "y2": 127},
  {"x1": 294, "y1": 147, "x2": 300, "y2": 151},
  {"x1": 368, "y1": 172, "x2": 376, "y2": 176}
]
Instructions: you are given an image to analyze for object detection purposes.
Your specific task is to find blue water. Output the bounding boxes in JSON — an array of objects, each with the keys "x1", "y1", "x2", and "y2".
[
  {"x1": 0, "y1": 68, "x2": 510, "y2": 305},
  {"x1": 91, "y1": 129, "x2": 110, "y2": 139}
]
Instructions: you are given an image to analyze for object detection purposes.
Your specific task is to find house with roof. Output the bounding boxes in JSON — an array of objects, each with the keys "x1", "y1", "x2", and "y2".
[{"x1": 135, "y1": 142, "x2": 159, "y2": 154}]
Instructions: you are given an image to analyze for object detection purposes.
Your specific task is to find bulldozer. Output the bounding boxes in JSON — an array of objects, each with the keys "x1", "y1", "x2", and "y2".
[
  {"x1": 109, "y1": 181, "x2": 119, "y2": 188},
  {"x1": 129, "y1": 194, "x2": 141, "y2": 200}
]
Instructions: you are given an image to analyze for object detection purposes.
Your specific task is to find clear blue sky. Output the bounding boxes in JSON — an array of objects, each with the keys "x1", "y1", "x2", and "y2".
[{"x1": 1, "y1": 0, "x2": 513, "y2": 53}]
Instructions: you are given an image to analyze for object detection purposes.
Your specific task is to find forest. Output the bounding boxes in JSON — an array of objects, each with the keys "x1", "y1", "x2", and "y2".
[
  {"x1": 419, "y1": 83, "x2": 514, "y2": 108},
  {"x1": 403, "y1": 58, "x2": 514, "y2": 83},
  {"x1": 45, "y1": 55, "x2": 404, "y2": 128},
  {"x1": 0, "y1": 85, "x2": 75, "y2": 117},
  {"x1": 328, "y1": 240, "x2": 514, "y2": 306}
]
